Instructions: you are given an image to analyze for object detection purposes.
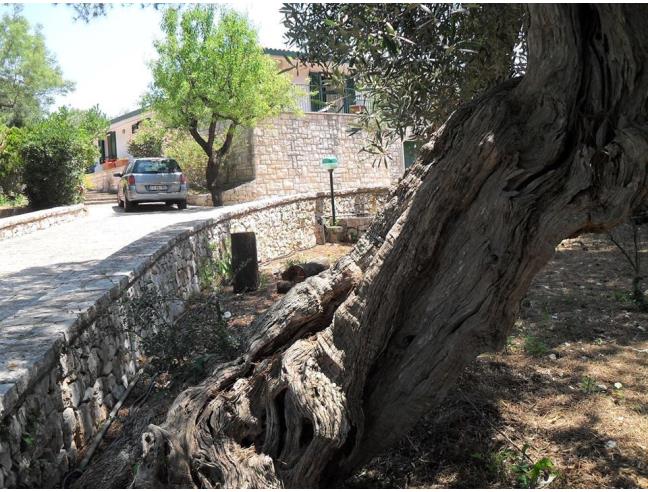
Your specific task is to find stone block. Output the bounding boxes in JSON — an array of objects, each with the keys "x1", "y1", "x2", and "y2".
[
  {"x1": 61, "y1": 408, "x2": 77, "y2": 450},
  {"x1": 77, "y1": 404, "x2": 95, "y2": 441}
]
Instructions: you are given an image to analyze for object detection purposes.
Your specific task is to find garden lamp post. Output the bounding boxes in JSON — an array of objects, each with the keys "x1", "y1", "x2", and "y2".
[{"x1": 321, "y1": 155, "x2": 339, "y2": 224}]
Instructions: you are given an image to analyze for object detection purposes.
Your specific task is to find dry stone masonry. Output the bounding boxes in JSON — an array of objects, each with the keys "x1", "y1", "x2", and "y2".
[
  {"x1": 223, "y1": 113, "x2": 404, "y2": 204},
  {"x1": 0, "y1": 187, "x2": 387, "y2": 487},
  {"x1": 0, "y1": 205, "x2": 86, "y2": 241}
]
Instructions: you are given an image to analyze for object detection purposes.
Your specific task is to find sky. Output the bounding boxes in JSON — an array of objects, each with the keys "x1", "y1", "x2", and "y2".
[{"x1": 1, "y1": 2, "x2": 288, "y2": 119}]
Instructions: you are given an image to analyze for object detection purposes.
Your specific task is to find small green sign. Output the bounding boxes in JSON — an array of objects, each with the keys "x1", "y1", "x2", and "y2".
[{"x1": 321, "y1": 155, "x2": 339, "y2": 170}]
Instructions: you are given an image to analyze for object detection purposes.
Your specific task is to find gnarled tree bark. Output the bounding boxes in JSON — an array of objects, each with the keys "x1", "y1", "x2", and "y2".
[{"x1": 133, "y1": 4, "x2": 648, "y2": 488}]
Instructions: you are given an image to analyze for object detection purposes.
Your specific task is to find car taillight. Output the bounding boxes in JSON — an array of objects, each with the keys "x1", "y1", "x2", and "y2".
[
  {"x1": 128, "y1": 175, "x2": 136, "y2": 185},
  {"x1": 180, "y1": 174, "x2": 187, "y2": 184}
]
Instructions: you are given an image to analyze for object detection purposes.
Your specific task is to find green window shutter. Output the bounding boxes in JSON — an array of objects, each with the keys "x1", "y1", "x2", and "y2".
[
  {"x1": 98, "y1": 139, "x2": 106, "y2": 163},
  {"x1": 309, "y1": 72, "x2": 323, "y2": 111},
  {"x1": 108, "y1": 132, "x2": 117, "y2": 159}
]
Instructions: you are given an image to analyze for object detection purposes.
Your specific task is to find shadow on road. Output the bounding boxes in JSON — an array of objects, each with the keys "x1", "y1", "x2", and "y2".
[{"x1": 110, "y1": 203, "x2": 212, "y2": 216}]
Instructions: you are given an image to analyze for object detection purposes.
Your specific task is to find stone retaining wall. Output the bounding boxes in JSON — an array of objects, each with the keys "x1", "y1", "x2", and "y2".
[
  {"x1": 0, "y1": 205, "x2": 87, "y2": 241},
  {"x1": 0, "y1": 187, "x2": 388, "y2": 487}
]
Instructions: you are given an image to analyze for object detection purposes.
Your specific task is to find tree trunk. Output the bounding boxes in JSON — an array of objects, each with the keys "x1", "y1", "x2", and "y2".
[
  {"x1": 206, "y1": 154, "x2": 223, "y2": 207},
  {"x1": 133, "y1": 5, "x2": 648, "y2": 488},
  {"x1": 205, "y1": 122, "x2": 237, "y2": 207}
]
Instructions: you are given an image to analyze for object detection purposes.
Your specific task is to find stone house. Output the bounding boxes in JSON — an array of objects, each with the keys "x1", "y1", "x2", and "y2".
[{"x1": 91, "y1": 48, "x2": 413, "y2": 205}]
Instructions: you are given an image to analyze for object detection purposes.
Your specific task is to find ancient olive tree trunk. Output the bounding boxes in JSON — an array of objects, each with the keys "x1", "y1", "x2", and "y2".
[{"x1": 133, "y1": 5, "x2": 648, "y2": 488}]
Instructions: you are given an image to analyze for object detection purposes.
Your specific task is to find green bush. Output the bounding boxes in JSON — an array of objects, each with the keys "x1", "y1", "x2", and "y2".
[
  {"x1": 123, "y1": 285, "x2": 242, "y2": 381},
  {"x1": 0, "y1": 125, "x2": 26, "y2": 197},
  {"x1": 21, "y1": 108, "x2": 99, "y2": 208},
  {"x1": 163, "y1": 128, "x2": 208, "y2": 191},
  {"x1": 523, "y1": 335, "x2": 549, "y2": 357},
  {"x1": 128, "y1": 118, "x2": 165, "y2": 157}
]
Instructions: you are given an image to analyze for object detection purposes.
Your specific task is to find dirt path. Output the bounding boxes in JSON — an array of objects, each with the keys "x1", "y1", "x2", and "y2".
[{"x1": 72, "y1": 236, "x2": 647, "y2": 488}]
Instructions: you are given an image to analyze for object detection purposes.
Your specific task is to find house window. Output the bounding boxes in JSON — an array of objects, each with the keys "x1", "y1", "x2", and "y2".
[
  {"x1": 132, "y1": 121, "x2": 141, "y2": 134},
  {"x1": 309, "y1": 72, "x2": 356, "y2": 113}
]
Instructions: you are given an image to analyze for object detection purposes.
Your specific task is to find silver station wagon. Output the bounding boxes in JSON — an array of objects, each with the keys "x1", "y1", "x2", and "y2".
[{"x1": 114, "y1": 158, "x2": 188, "y2": 212}]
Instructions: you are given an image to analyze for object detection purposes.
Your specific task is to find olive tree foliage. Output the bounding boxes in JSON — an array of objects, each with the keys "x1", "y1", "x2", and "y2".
[
  {"x1": 0, "y1": 7, "x2": 72, "y2": 127},
  {"x1": 281, "y1": 3, "x2": 527, "y2": 162},
  {"x1": 146, "y1": 6, "x2": 298, "y2": 205}
]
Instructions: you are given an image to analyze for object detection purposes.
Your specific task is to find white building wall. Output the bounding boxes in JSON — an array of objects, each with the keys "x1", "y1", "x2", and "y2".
[{"x1": 109, "y1": 111, "x2": 153, "y2": 160}]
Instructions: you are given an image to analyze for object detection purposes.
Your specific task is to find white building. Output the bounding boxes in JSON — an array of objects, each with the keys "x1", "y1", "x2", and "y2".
[{"x1": 97, "y1": 108, "x2": 151, "y2": 168}]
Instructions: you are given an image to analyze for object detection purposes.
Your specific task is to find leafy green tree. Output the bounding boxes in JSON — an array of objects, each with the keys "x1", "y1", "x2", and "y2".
[
  {"x1": 128, "y1": 118, "x2": 166, "y2": 158},
  {"x1": 21, "y1": 107, "x2": 104, "y2": 208},
  {"x1": 0, "y1": 8, "x2": 73, "y2": 127},
  {"x1": 147, "y1": 6, "x2": 298, "y2": 205},
  {"x1": 0, "y1": 125, "x2": 25, "y2": 197},
  {"x1": 67, "y1": 104, "x2": 109, "y2": 141},
  {"x1": 282, "y1": 4, "x2": 527, "y2": 162}
]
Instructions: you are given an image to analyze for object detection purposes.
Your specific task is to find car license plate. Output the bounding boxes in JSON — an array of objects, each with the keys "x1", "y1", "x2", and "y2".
[{"x1": 149, "y1": 185, "x2": 167, "y2": 191}]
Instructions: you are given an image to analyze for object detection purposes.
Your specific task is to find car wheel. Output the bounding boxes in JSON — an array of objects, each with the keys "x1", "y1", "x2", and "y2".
[
  {"x1": 177, "y1": 200, "x2": 187, "y2": 210},
  {"x1": 124, "y1": 197, "x2": 136, "y2": 213},
  {"x1": 117, "y1": 196, "x2": 124, "y2": 208}
]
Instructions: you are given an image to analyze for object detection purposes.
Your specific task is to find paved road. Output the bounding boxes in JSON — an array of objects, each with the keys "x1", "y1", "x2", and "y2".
[
  {"x1": 0, "y1": 203, "x2": 218, "y2": 325},
  {"x1": 0, "y1": 202, "x2": 227, "y2": 400}
]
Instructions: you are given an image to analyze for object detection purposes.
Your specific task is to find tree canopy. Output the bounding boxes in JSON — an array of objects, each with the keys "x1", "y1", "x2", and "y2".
[
  {"x1": 146, "y1": 5, "x2": 297, "y2": 204},
  {"x1": 282, "y1": 4, "x2": 527, "y2": 158},
  {"x1": 0, "y1": 8, "x2": 72, "y2": 127}
]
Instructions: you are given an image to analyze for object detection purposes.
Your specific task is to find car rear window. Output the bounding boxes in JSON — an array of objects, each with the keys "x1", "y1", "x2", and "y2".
[{"x1": 133, "y1": 159, "x2": 181, "y2": 174}]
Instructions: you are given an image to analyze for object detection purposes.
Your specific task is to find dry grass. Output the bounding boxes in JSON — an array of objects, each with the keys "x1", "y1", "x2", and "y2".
[{"x1": 349, "y1": 232, "x2": 648, "y2": 488}]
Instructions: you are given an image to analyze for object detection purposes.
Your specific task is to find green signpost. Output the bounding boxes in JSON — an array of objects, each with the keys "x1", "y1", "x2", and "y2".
[{"x1": 321, "y1": 155, "x2": 339, "y2": 224}]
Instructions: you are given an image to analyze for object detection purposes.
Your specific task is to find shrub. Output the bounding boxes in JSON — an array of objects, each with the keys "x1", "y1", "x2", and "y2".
[
  {"x1": 523, "y1": 335, "x2": 548, "y2": 357},
  {"x1": 128, "y1": 118, "x2": 165, "y2": 157},
  {"x1": 123, "y1": 285, "x2": 242, "y2": 381},
  {"x1": 163, "y1": 128, "x2": 208, "y2": 191},
  {"x1": 0, "y1": 193, "x2": 27, "y2": 208},
  {"x1": 21, "y1": 108, "x2": 99, "y2": 208},
  {"x1": 198, "y1": 242, "x2": 232, "y2": 291},
  {"x1": 0, "y1": 125, "x2": 25, "y2": 197}
]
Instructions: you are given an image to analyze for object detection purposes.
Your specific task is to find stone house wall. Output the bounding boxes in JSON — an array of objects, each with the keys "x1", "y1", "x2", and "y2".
[
  {"x1": 222, "y1": 113, "x2": 405, "y2": 204},
  {"x1": 0, "y1": 187, "x2": 388, "y2": 488}
]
